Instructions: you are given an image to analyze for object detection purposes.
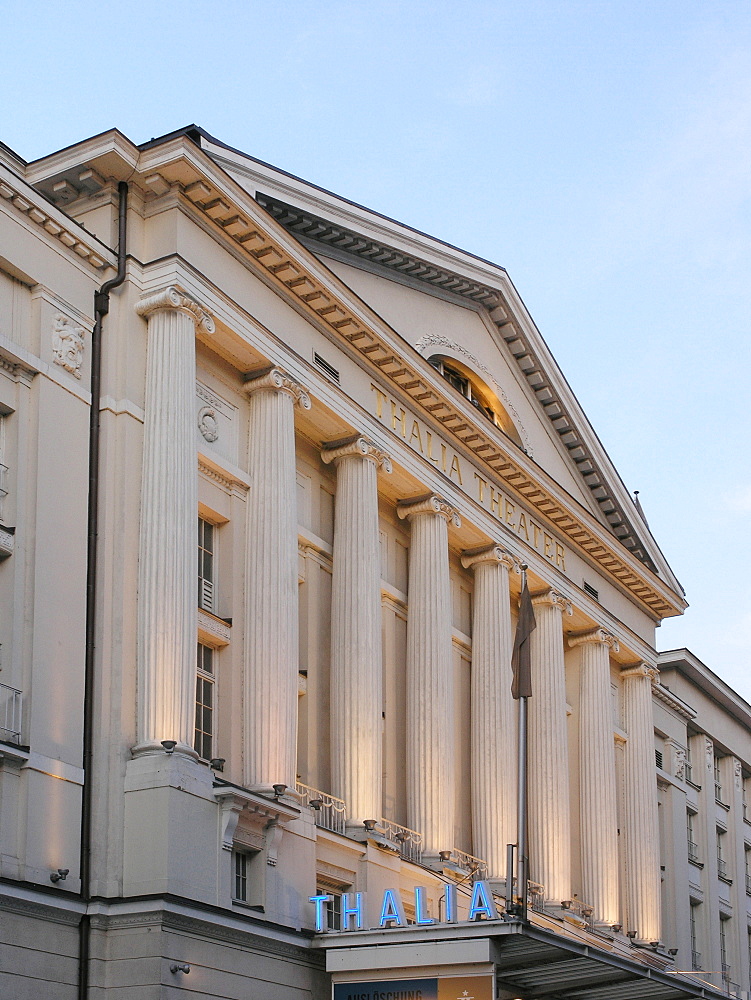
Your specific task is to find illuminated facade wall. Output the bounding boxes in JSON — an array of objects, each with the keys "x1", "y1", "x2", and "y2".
[{"x1": 0, "y1": 128, "x2": 736, "y2": 999}]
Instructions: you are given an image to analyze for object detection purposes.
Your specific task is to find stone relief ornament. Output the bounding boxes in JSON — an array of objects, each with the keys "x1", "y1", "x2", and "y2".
[
  {"x1": 52, "y1": 314, "x2": 85, "y2": 378},
  {"x1": 673, "y1": 745, "x2": 687, "y2": 782},
  {"x1": 414, "y1": 333, "x2": 532, "y2": 455},
  {"x1": 705, "y1": 736, "x2": 713, "y2": 770},
  {"x1": 198, "y1": 406, "x2": 219, "y2": 443}
]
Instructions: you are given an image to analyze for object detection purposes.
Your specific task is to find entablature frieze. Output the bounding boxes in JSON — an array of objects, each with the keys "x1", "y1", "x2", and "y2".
[{"x1": 112, "y1": 139, "x2": 684, "y2": 621}]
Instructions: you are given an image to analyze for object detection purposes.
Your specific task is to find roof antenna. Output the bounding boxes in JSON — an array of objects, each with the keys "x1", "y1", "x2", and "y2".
[{"x1": 633, "y1": 490, "x2": 649, "y2": 526}]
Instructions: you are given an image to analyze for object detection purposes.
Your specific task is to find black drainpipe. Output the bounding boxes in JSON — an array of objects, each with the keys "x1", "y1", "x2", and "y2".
[{"x1": 78, "y1": 180, "x2": 128, "y2": 1000}]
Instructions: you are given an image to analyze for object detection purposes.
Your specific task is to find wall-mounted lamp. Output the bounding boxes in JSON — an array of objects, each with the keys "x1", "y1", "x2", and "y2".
[
  {"x1": 438, "y1": 850, "x2": 452, "y2": 863},
  {"x1": 170, "y1": 963, "x2": 191, "y2": 974},
  {"x1": 50, "y1": 868, "x2": 69, "y2": 884},
  {"x1": 626, "y1": 930, "x2": 637, "y2": 940},
  {"x1": 363, "y1": 819, "x2": 377, "y2": 832},
  {"x1": 161, "y1": 740, "x2": 177, "y2": 754},
  {"x1": 209, "y1": 758, "x2": 225, "y2": 771},
  {"x1": 272, "y1": 783, "x2": 287, "y2": 798}
]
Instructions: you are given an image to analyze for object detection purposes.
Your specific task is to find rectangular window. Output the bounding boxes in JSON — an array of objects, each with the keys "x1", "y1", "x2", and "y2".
[
  {"x1": 690, "y1": 902, "x2": 701, "y2": 970},
  {"x1": 720, "y1": 916, "x2": 730, "y2": 983},
  {"x1": 194, "y1": 642, "x2": 214, "y2": 760},
  {"x1": 715, "y1": 756, "x2": 724, "y2": 803},
  {"x1": 685, "y1": 744, "x2": 693, "y2": 784},
  {"x1": 687, "y1": 811, "x2": 699, "y2": 864},
  {"x1": 234, "y1": 850, "x2": 248, "y2": 901},
  {"x1": 198, "y1": 517, "x2": 215, "y2": 612},
  {"x1": 717, "y1": 828, "x2": 729, "y2": 880},
  {"x1": 745, "y1": 847, "x2": 751, "y2": 895}
]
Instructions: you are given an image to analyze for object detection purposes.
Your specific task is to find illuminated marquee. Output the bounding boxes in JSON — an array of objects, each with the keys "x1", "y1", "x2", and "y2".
[
  {"x1": 309, "y1": 881, "x2": 499, "y2": 933},
  {"x1": 371, "y1": 385, "x2": 566, "y2": 571}
]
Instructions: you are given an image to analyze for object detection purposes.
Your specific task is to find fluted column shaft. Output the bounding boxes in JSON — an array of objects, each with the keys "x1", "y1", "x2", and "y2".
[
  {"x1": 323, "y1": 436, "x2": 391, "y2": 827},
  {"x1": 135, "y1": 287, "x2": 214, "y2": 754},
  {"x1": 244, "y1": 368, "x2": 310, "y2": 791},
  {"x1": 622, "y1": 663, "x2": 661, "y2": 941},
  {"x1": 529, "y1": 590, "x2": 573, "y2": 902},
  {"x1": 571, "y1": 627, "x2": 621, "y2": 925},
  {"x1": 398, "y1": 495, "x2": 460, "y2": 857},
  {"x1": 462, "y1": 545, "x2": 517, "y2": 877}
]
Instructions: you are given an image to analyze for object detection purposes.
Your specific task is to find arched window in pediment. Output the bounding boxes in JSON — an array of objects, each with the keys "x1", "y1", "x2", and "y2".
[{"x1": 428, "y1": 354, "x2": 523, "y2": 449}]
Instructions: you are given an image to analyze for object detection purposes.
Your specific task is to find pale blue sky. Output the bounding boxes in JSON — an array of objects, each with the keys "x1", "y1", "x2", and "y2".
[{"x1": 4, "y1": 1, "x2": 751, "y2": 695}]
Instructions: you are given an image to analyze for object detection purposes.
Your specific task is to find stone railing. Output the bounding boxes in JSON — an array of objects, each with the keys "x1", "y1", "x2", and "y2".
[{"x1": 295, "y1": 782, "x2": 346, "y2": 835}]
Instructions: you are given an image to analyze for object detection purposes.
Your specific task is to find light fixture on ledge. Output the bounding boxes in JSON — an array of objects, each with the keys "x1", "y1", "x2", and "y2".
[
  {"x1": 363, "y1": 819, "x2": 377, "y2": 832},
  {"x1": 560, "y1": 900, "x2": 572, "y2": 910},
  {"x1": 650, "y1": 941, "x2": 659, "y2": 949},
  {"x1": 272, "y1": 783, "x2": 287, "y2": 798},
  {"x1": 309, "y1": 798, "x2": 323, "y2": 811},
  {"x1": 170, "y1": 963, "x2": 191, "y2": 974},
  {"x1": 612, "y1": 923, "x2": 622, "y2": 932},
  {"x1": 626, "y1": 930, "x2": 637, "y2": 940},
  {"x1": 438, "y1": 850, "x2": 452, "y2": 863},
  {"x1": 394, "y1": 831, "x2": 407, "y2": 842},
  {"x1": 668, "y1": 948, "x2": 678, "y2": 957},
  {"x1": 50, "y1": 868, "x2": 69, "y2": 883},
  {"x1": 209, "y1": 758, "x2": 225, "y2": 772},
  {"x1": 161, "y1": 740, "x2": 177, "y2": 754}
]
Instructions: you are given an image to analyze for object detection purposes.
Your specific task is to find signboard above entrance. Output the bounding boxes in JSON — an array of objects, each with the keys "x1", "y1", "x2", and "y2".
[{"x1": 333, "y1": 975, "x2": 493, "y2": 1000}]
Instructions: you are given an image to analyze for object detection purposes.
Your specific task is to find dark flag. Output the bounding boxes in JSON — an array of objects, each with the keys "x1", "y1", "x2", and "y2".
[{"x1": 511, "y1": 577, "x2": 537, "y2": 699}]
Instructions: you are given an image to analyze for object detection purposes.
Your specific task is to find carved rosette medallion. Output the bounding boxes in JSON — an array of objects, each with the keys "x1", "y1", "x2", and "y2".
[{"x1": 197, "y1": 406, "x2": 219, "y2": 443}]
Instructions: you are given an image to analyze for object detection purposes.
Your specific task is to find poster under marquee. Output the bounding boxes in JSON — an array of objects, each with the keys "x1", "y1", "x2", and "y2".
[{"x1": 333, "y1": 975, "x2": 494, "y2": 1000}]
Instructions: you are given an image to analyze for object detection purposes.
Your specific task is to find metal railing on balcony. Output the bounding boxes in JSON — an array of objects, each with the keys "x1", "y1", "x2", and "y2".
[
  {"x1": 561, "y1": 897, "x2": 596, "y2": 930},
  {"x1": 379, "y1": 818, "x2": 423, "y2": 865},
  {"x1": 295, "y1": 782, "x2": 346, "y2": 835},
  {"x1": 691, "y1": 950, "x2": 701, "y2": 971},
  {"x1": 449, "y1": 847, "x2": 488, "y2": 880},
  {"x1": 687, "y1": 840, "x2": 700, "y2": 864},
  {"x1": 721, "y1": 962, "x2": 731, "y2": 984},
  {"x1": 0, "y1": 683, "x2": 21, "y2": 744},
  {"x1": 0, "y1": 461, "x2": 8, "y2": 499}
]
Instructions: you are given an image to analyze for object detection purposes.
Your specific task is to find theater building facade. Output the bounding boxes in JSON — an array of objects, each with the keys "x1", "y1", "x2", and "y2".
[{"x1": 0, "y1": 126, "x2": 739, "y2": 998}]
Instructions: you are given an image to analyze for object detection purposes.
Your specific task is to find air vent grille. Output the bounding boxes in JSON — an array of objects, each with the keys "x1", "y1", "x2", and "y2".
[
  {"x1": 314, "y1": 352, "x2": 340, "y2": 383},
  {"x1": 583, "y1": 581, "x2": 599, "y2": 601}
]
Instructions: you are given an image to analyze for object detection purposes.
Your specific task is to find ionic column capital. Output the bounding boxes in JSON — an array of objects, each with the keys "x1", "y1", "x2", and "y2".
[
  {"x1": 135, "y1": 285, "x2": 215, "y2": 334},
  {"x1": 243, "y1": 366, "x2": 311, "y2": 409},
  {"x1": 461, "y1": 543, "x2": 518, "y2": 573},
  {"x1": 398, "y1": 493, "x2": 461, "y2": 527},
  {"x1": 621, "y1": 661, "x2": 659, "y2": 683},
  {"x1": 322, "y1": 434, "x2": 392, "y2": 472},
  {"x1": 568, "y1": 627, "x2": 620, "y2": 653},
  {"x1": 531, "y1": 588, "x2": 573, "y2": 616}
]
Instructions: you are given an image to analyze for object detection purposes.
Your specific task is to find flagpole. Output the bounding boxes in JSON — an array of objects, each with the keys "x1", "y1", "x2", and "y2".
[{"x1": 516, "y1": 564, "x2": 529, "y2": 922}]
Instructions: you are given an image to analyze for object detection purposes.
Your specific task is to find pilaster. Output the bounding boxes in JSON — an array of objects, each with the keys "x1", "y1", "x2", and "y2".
[
  {"x1": 621, "y1": 662, "x2": 662, "y2": 943},
  {"x1": 322, "y1": 435, "x2": 391, "y2": 829},
  {"x1": 528, "y1": 589, "x2": 573, "y2": 903},
  {"x1": 133, "y1": 286, "x2": 214, "y2": 756},
  {"x1": 461, "y1": 544, "x2": 518, "y2": 877},
  {"x1": 243, "y1": 367, "x2": 311, "y2": 792},
  {"x1": 398, "y1": 494, "x2": 460, "y2": 859},
  {"x1": 570, "y1": 626, "x2": 621, "y2": 926}
]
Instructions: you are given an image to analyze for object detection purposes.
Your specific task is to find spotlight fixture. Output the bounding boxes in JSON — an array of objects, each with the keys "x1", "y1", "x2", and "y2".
[
  {"x1": 394, "y1": 831, "x2": 407, "y2": 842},
  {"x1": 650, "y1": 941, "x2": 659, "y2": 949},
  {"x1": 209, "y1": 758, "x2": 225, "y2": 772},
  {"x1": 50, "y1": 868, "x2": 69, "y2": 883},
  {"x1": 272, "y1": 783, "x2": 287, "y2": 798},
  {"x1": 169, "y1": 963, "x2": 191, "y2": 974},
  {"x1": 438, "y1": 850, "x2": 452, "y2": 862},
  {"x1": 161, "y1": 740, "x2": 177, "y2": 754},
  {"x1": 612, "y1": 923, "x2": 622, "y2": 932},
  {"x1": 363, "y1": 819, "x2": 377, "y2": 832},
  {"x1": 560, "y1": 900, "x2": 572, "y2": 910},
  {"x1": 626, "y1": 930, "x2": 637, "y2": 940},
  {"x1": 308, "y1": 798, "x2": 323, "y2": 810},
  {"x1": 582, "y1": 905, "x2": 594, "y2": 918},
  {"x1": 668, "y1": 948, "x2": 678, "y2": 956}
]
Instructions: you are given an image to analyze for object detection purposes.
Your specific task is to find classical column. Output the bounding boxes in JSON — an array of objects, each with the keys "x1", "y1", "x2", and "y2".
[
  {"x1": 528, "y1": 589, "x2": 573, "y2": 903},
  {"x1": 322, "y1": 435, "x2": 392, "y2": 829},
  {"x1": 398, "y1": 495, "x2": 461, "y2": 859},
  {"x1": 134, "y1": 287, "x2": 214, "y2": 755},
  {"x1": 461, "y1": 544, "x2": 518, "y2": 878},
  {"x1": 622, "y1": 662, "x2": 661, "y2": 942},
  {"x1": 570, "y1": 626, "x2": 621, "y2": 926},
  {"x1": 244, "y1": 368, "x2": 310, "y2": 792}
]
